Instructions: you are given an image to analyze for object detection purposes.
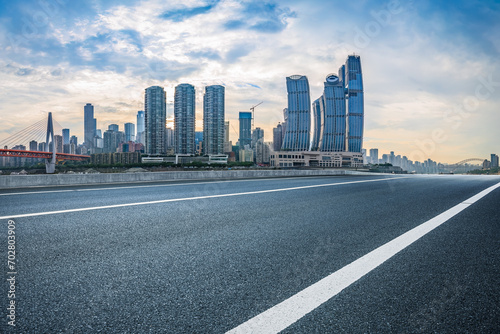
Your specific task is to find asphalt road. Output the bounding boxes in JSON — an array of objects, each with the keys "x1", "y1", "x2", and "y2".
[{"x1": 1, "y1": 174, "x2": 499, "y2": 333}]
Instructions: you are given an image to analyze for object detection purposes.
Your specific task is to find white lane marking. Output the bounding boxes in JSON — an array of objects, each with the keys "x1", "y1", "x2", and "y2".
[
  {"x1": 226, "y1": 181, "x2": 500, "y2": 334},
  {"x1": 0, "y1": 176, "x2": 343, "y2": 197},
  {"x1": 0, "y1": 177, "x2": 404, "y2": 219}
]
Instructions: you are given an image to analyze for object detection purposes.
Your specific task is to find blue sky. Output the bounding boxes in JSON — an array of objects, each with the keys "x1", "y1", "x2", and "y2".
[{"x1": 0, "y1": 0, "x2": 499, "y2": 163}]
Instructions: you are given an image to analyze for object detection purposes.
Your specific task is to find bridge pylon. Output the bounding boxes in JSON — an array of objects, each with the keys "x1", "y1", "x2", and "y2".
[{"x1": 45, "y1": 112, "x2": 56, "y2": 174}]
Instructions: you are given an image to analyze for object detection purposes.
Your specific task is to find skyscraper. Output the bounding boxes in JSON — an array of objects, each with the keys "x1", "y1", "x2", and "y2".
[
  {"x1": 84, "y1": 103, "x2": 96, "y2": 148},
  {"x1": 345, "y1": 55, "x2": 364, "y2": 153},
  {"x1": 174, "y1": 83, "x2": 196, "y2": 155},
  {"x1": 62, "y1": 129, "x2": 70, "y2": 145},
  {"x1": 239, "y1": 112, "x2": 252, "y2": 149},
  {"x1": 319, "y1": 74, "x2": 346, "y2": 152},
  {"x1": 136, "y1": 110, "x2": 145, "y2": 144},
  {"x1": 369, "y1": 148, "x2": 379, "y2": 164},
  {"x1": 124, "y1": 123, "x2": 135, "y2": 142},
  {"x1": 273, "y1": 123, "x2": 283, "y2": 152},
  {"x1": 282, "y1": 75, "x2": 311, "y2": 151},
  {"x1": 108, "y1": 124, "x2": 119, "y2": 132},
  {"x1": 145, "y1": 86, "x2": 166, "y2": 155},
  {"x1": 252, "y1": 127, "x2": 264, "y2": 149},
  {"x1": 203, "y1": 85, "x2": 225, "y2": 155},
  {"x1": 311, "y1": 99, "x2": 321, "y2": 151}
]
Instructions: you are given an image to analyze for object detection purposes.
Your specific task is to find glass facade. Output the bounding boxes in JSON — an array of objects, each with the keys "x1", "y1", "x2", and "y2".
[
  {"x1": 319, "y1": 74, "x2": 346, "y2": 152},
  {"x1": 311, "y1": 98, "x2": 321, "y2": 151},
  {"x1": 346, "y1": 55, "x2": 364, "y2": 153},
  {"x1": 84, "y1": 103, "x2": 96, "y2": 148},
  {"x1": 239, "y1": 112, "x2": 252, "y2": 149},
  {"x1": 145, "y1": 86, "x2": 166, "y2": 155},
  {"x1": 282, "y1": 75, "x2": 310, "y2": 151},
  {"x1": 174, "y1": 83, "x2": 196, "y2": 155},
  {"x1": 203, "y1": 85, "x2": 225, "y2": 155}
]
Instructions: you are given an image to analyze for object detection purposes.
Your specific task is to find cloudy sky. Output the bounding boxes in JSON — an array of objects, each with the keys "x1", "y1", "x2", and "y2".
[{"x1": 0, "y1": 0, "x2": 499, "y2": 163}]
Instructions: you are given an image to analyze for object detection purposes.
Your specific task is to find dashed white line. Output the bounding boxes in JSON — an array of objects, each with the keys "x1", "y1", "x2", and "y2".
[{"x1": 226, "y1": 181, "x2": 500, "y2": 334}]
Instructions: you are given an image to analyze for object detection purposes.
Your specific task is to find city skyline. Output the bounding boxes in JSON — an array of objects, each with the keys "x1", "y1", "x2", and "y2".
[{"x1": 0, "y1": 1, "x2": 499, "y2": 163}]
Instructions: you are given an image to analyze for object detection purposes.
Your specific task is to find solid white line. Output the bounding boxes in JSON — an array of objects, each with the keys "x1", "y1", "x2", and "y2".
[
  {"x1": 0, "y1": 177, "x2": 403, "y2": 219},
  {"x1": 0, "y1": 176, "x2": 339, "y2": 197},
  {"x1": 226, "y1": 181, "x2": 500, "y2": 334}
]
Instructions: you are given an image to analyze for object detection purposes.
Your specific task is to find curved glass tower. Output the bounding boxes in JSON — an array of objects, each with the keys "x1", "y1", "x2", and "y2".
[
  {"x1": 282, "y1": 75, "x2": 310, "y2": 151},
  {"x1": 320, "y1": 74, "x2": 346, "y2": 152},
  {"x1": 174, "y1": 83, "x2": 196, "y2": 155},
  {"x1": 346, "y1": 55, "x2": 364, "y2": 153}
]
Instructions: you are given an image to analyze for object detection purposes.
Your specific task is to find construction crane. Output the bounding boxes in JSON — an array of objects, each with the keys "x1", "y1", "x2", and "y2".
[{"x1": 250, "y1": 101, "x2": 263, "y2": 128}]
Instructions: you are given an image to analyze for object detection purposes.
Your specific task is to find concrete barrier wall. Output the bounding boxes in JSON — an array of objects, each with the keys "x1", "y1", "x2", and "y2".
[{"x1": 0, "y1": 169, "x2": 372, "y2": 189}]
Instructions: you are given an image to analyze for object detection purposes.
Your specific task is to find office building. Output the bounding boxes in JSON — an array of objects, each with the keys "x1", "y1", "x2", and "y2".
[
  {"x1": 318, "y1": 74, "x2": 347, "y2": 152},
  {"x1": 108, "y1": 124, "x2": 119, "y2": 132},
  {"x1": 174, "y1": 83, "x2": 196, "y2": 155},
  {"x1": 125, "y1": 123, "x2": 135, "y2": 142},
  {"x1": 239, "y1": 112, "x2": 252, "y2": 149},
  {"x1": 84, "y1": 103, "x2": 96, "y2": 148},
  {"x1": 345, "y1": 55, "x2": 364, "y2": 153},
  {"x1": 136, "y1": 110, "x2": 145, "y2": 145},
  {"x1": 311, "y1": 99, "x2": 321, "y2": 151},
  {"x1": 62, "y1": 129, "x2": 70, "y2": 145},
  {"x1": 203, "y1": 85, "x2": 225, "y2": 155},
  {"x1": 145, "y1": 86, "x2": 167, "y2": 155},
  {"x1": 491, "y1": 154, "x2": 499, "y2": 168},
  {"x1": 281, "y1": 75, "x2": 310, "y2": 151},
  {"x1": 70, "y1": 135, "x2": 78, "y2": 145}
]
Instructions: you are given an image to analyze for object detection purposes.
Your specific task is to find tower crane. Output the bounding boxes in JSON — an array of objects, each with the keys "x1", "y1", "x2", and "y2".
[{"x1": 250, "y1": 101, "x2": 263, "y2": 128}]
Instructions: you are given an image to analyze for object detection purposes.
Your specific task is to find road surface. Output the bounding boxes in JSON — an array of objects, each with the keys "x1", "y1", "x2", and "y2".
[{"x1": 1, "y1": 174, "x2": 499, "y2": 333}]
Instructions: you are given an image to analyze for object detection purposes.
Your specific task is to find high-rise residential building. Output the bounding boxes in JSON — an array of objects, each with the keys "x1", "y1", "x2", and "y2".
[
  {"x1": 252, "y1": 127, "x2": 264, "y2": 149},
  {"x1": 282, "y1": 75, "x2": 311, "y2": 151},
  {"x1": 145, "y1": 86, "x2": 167, "y2": 155},
  {"x1": 124, "y1": 123, "x2": 135, "y2": 142},
  {"x1": 369, "y1": 148, "x2": 379, "y2": 164},
  {"x1": 62, "y1": 129, "x2": 70, "y2": 145},
  {"x1": 224, "y1": 121, "x2": 232, "y2": 153},
  {"x1": 273, "y1": 123, "x2": 283, "y2": 152},
  {"x1": 136, "y1": 110, "x2": 145, "y2": 144},
  {"x1": 203, "y1": 85, "x2": 225, "y2": 155},
  {"x1": 54, "y1": 135, "x2": 63, "y2": 153},
  {"x1": 38, "y1": 142, "x2": 46, "y2": 152},
  {"x1": 108, "y1": 124, "x2": 119, "y2": 132},
  {"x1": 345, "y1": 55, "x2": 364, "y2": 153},
  {"x1": 165, "y1": 128, "x2": 175, "y2": 150},
  {"x1": 84, "y1": 103, "x2": 96, "y2": 148},
  {"x1": 491, "y1": 154, "x2": 499, "y2": 168},
  {"x1": 29, "y1": 140, "x2": 38, "y2": 151},
  {"x1": 239, "y1": 112, "x2": 252, "y2": 149},
  {"x1": 103, "y1": 129, "x2": 124, "y2": 153},
  {"x1": 174, "y1": 83, "x2": 196, "y2": 155}
]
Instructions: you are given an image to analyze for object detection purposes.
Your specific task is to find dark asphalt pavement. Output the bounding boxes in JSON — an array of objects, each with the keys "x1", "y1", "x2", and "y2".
[{"x1": 1, "y1": 175, "x2": 499, "y2": 333}]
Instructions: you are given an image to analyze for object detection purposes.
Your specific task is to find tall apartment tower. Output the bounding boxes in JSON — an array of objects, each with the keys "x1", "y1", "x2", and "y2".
[
  {"x1": 345, "y1": 55, "x2": 364, "y2": 153},
  {"x1": 174, "y1": 83, "x2": 196, "y2": 155},
  {"x1": 239, "y1": 112, "x2": 252, "y2": 149},
  {"x1": 145, "y1": 86, "x2": 166, "y2": 155},
  {"x1": 203, "y1": 85, "x2": 225, "y2": 155},
  {"x1": 84, "y1": 103, "x2": 96, "y2": 148},
  {"x1": 281, "y1": 75, "x2": 311, "y2": 151},
  {"x1": 124, "y1": 123, "x2": 135, "y2": 142},
  {"x1": 136, "y1": 111, "x2": 145, "y2": 144}
]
